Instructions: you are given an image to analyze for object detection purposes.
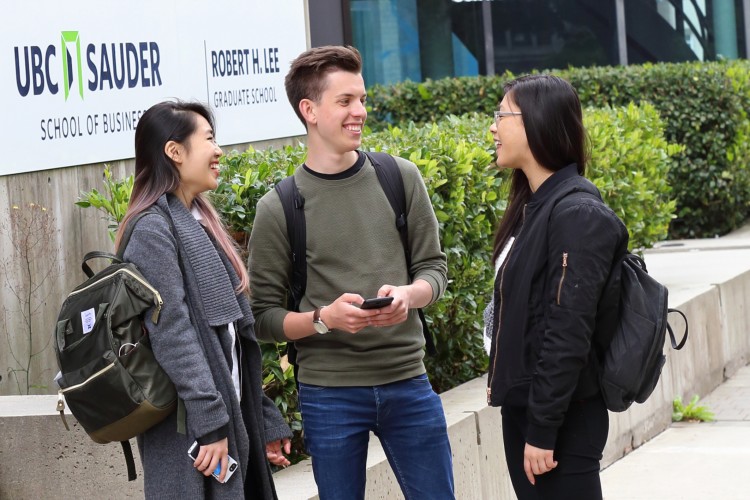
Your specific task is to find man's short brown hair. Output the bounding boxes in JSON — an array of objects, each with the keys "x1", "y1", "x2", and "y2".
[{"x1": 284, "y1": 45, "x2": 363, "y2": 127}]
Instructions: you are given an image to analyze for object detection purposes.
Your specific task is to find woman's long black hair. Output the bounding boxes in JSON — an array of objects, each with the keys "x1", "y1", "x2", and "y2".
[
  {"x1": 116, "y1": 100, "x2": 249, "y2": 292},
  {"x1": 492, "y1": 75, "x2": 589, "y2": 263}
]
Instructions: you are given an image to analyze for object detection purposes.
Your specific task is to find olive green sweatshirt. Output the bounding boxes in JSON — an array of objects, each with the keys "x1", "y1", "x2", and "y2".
[{"x1": 248, "y1": 154, "x2": 447, "y2": 386}]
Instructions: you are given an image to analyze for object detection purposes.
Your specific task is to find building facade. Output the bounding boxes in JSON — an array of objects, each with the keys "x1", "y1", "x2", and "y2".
[{"x1": 310, "y1": 0, "x2": 749, "y2": 86}]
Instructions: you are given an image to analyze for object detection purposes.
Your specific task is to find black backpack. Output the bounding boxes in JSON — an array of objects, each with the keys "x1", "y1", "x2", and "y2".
[
  {"x1": 273, "y1": 152, "x2": 437, "y2": 368},
  {"x1": 54, "y1": 208, "x2": 177, "y2": 481},
  {"x1": 555, "y1": 191, "x2": 689, "y2": 412},
  {"x1": 597, "y1": 252, "x2": 688, "y2": 411}
]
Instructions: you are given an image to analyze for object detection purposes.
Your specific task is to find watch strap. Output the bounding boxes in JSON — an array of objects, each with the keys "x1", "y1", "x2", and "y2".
[{"x1": 313, "y1": 306, "x2": 329, "y2": 334}]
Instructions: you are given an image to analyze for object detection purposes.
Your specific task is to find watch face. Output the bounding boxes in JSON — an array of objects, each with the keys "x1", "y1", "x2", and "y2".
[{"x1": 313, "y1": 321, "x2": 329, "y2": 334}]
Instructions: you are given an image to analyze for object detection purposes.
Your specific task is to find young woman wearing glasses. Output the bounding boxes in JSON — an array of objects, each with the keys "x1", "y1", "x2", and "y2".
[{"x1": 485, "y1": 75, "x2": 628, "y2": 500}]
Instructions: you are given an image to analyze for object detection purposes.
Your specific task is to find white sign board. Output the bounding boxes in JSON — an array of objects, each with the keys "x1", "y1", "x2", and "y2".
[{"x1": 1, "y1": 0, "x2": 307, "y2": 176}]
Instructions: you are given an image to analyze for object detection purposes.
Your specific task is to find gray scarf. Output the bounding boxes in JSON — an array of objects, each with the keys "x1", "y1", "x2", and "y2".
[{"x1": 157, "y1": 194, "x2": 243, "y2": 327}]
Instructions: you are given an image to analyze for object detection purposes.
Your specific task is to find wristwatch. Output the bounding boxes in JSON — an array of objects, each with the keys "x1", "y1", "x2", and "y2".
[{"x1": 313, "y1": 306, "x2": 330, "y2": 334}]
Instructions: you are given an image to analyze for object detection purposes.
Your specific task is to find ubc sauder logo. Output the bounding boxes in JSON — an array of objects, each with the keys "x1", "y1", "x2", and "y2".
[{"x1": 14, "y1": 31, "x2": 163, "y2": 100}]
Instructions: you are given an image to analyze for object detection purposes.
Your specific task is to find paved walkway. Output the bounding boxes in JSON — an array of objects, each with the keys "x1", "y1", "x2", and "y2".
[{"x1": 601, "y1": 365, "x2": 750, "y2": 499}]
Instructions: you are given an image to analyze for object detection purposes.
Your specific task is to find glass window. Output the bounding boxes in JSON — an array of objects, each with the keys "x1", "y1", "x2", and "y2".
[
  {"x1": 350, "y1": 0, "x2": 485, "y2": 85},
  {"x1": 627, "y1": 0, "x2": 745, "y2": 63},
  {"x1": 487, "y1": 0, "x2": 618, "y2": 73},
  {"x1": 350, "y1": 0, "x2": 423, "y2": 85},
  {"x1": 347, "y1": 0, "x2": 748, "y2": 86},
  {"x1": 350, "y1": 0, "x2": 619, "y2": 85}
]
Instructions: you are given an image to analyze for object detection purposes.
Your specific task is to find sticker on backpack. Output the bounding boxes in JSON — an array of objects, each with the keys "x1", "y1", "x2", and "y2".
[{"x1": 81, "y1": 308, "x2": 96, "y2": 334}]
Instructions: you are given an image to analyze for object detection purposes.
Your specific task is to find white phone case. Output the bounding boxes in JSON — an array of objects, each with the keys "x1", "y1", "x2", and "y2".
[{"x1": 187, "y1": 441, "x2": 239, "y2": 483}]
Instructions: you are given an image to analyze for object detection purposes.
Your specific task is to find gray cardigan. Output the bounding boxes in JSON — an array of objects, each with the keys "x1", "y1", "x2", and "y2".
[{"x1": 124, "y1": 194, "x2": 290, "y2": 499}]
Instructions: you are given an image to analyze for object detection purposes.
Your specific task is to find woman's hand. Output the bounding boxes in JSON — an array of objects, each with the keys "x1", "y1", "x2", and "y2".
[
  {"x1": 266, "y1": 438, "x2": 292, "y2": 467},
  {"x1": 193, "y1": 437, "x2": 229, "y2": 482},
  {"x1": 523, "y1": 443, "x2": 557, "y2": 485}
]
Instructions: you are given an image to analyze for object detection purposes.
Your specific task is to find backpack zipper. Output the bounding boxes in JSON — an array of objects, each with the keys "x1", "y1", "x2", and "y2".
[
  {"x1": 56, "y1": 362, "x2": 116, "y2": 426},
  {"x1": 68, "y1": 268, "x2": 163, "y2": 324},
  {"x1": 56, "y1": 390, "x2": 70, "y2": 431},
  {"x1": 556, "y1": 252, "x2": 568, "y2": 305},
  {"x1": 60, "y1": 362, "x2": 116, "y2": 394},
  {"x1": 487, "y1": 204, "x2": 526, "y2": 405}
]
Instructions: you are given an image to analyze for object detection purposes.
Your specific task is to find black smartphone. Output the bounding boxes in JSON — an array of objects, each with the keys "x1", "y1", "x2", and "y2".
[{"x1": 359, "y1": 296, "x2": 394, "y2": 309}]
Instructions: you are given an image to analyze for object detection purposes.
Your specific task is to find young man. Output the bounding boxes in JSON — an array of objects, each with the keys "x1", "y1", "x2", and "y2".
[{"x1": 248, "y1": 46, "x2": 454, "y2": 499}]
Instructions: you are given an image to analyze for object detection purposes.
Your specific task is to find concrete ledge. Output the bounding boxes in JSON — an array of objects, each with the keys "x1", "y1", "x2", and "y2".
[
  {"x1": 271, "y1": 379, "x2": 515, "y2": 500},
  {"x1": 273, "y1": 235, "x2": 750, "y2": 499},
  {"x1": 0, "y1": 399, "x2": 143, "y2": 499},
  {"x1": 2, "y1": 232, "x2": 749, "y2": 499}
]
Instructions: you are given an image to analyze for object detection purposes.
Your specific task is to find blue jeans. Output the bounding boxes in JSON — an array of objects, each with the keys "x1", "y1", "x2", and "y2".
[{"x1": 298, "y1": 374, "x2": 455, "y2": 500}]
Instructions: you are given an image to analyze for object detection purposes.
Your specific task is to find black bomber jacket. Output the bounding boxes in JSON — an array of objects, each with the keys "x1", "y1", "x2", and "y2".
[{"x1": 487, "y1": 165, "x2": 629, "y2": 449}]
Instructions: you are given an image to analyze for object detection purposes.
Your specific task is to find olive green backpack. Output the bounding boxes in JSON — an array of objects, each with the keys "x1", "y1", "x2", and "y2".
[{"x1": 54, "y1": 209, "x2": 177, "y2": 481}]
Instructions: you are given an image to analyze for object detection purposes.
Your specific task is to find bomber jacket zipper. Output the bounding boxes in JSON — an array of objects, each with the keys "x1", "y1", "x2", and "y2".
[
  {"x1": 68, "y1": 268, "x2": 163, "y2": 324},
  {"x1": 556, "y1": 252, "x2": 568, "y2": 305},
  {"x1": 487, "y1": 204, "x2": 526, "y2": 405}
]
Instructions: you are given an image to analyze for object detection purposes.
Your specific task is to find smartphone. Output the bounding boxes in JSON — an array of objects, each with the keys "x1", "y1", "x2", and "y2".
[
  {"x1": 359, "y1": 296, "x2": 394, "y2": 309},
  {"x1": 188, "y1": 441, "x2": 238, "y2": 483}
]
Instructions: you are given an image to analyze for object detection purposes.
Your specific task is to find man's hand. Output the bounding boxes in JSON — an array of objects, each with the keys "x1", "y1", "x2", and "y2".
[
  {"x1": 365, "y1": 285, "x2": 410, "y2": 327},
  {"x1": 523, "y1": 443, "x2": 557, "y2": 485},
  {"x1": 321, "y1": 293, "x2": 381, "y2": 333},
  {"x1": 366, "y1": 279, "x2": 434, "y2": 327},
  {"x1": 266, "y1": 438, "x2": 291, "y2": 467}
]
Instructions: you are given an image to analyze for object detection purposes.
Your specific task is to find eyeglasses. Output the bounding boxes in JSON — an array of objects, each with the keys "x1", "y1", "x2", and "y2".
[{"x1": 494, "y1": 110, "x2": 522, "y2": 123}]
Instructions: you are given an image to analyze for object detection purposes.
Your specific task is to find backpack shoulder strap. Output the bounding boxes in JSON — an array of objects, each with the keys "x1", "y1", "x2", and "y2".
[
  {"x1": 366, "y1": 152, "x2": 409, "y2": 265},
  {"x1": 365, "y1": 151, "x2": 437, "y2": 356},
  {"x1": 667, "y1": 309, "x2": 689, "y2": 350},
  {"x1": 274, "y1": 175, "x2": 306, "y2": 371},
  {"x1": 274, "y1": 175, "x2": 307, "y2": 312},
  {"x1": 627, "y1": 256, "x2": 689, "y2": 351},
  {"x1": 116, "y1": 207, "x2": 160, "y2": 257},
  {"x1": 80, "y1": 208, "x2": 161, "y2": 278},
  {"x1": 553, "y1": 189, "x2": 600, "y2": 214},
  {"x1": 121, "y1": 440, "x2": 137, "y2": 481}
]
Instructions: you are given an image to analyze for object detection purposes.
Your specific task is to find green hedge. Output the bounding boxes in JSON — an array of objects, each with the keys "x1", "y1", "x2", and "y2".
[
  {"x1": 367, "y1": 61, "x2": 750, "y2": 239},
  {"x1": 363, "y1": 105, "x2": 676, "y2": 391},
  {"x1": 367, "y1": 72, "x2": 513, "y2": 130},
  {"x1": 585, "y1": 103, "x2": 678, "y2": 249},
  {"x1": 363, "y1": 116, "x2": 502, "y2": 391},
  {"x1": 566, "y1": 62, "x2": 749, "y2": 239},
  {"x1": 725, "y1": 61, "x2": 750, "y2": 229},
  {"x1": 209, "y1": 103, "x2": 676, "y2": 393},
  {"x1": 367, "y1": 74, "x2": 508, "y2": 131},
  {"x1": 211, "y1": 145, "x2": 304, "y2": 241},
  {"x1": 77, "y1": 102, "x2": 677, "y2": 462}
]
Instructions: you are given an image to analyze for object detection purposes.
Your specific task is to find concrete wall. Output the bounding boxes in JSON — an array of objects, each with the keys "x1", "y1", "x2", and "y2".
[
  {"x1": 0, "y1": 396, "x2": 143, "y2": 499},
  {"x1": 0, "y1": 136, "x2": 301, "y2": 397},
  {"x1": 1, "y1": 234, "x2": 749, "y2": 499},
  {"x1": 277, "y1": 236, "x2": 750, "y2": 499}
]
